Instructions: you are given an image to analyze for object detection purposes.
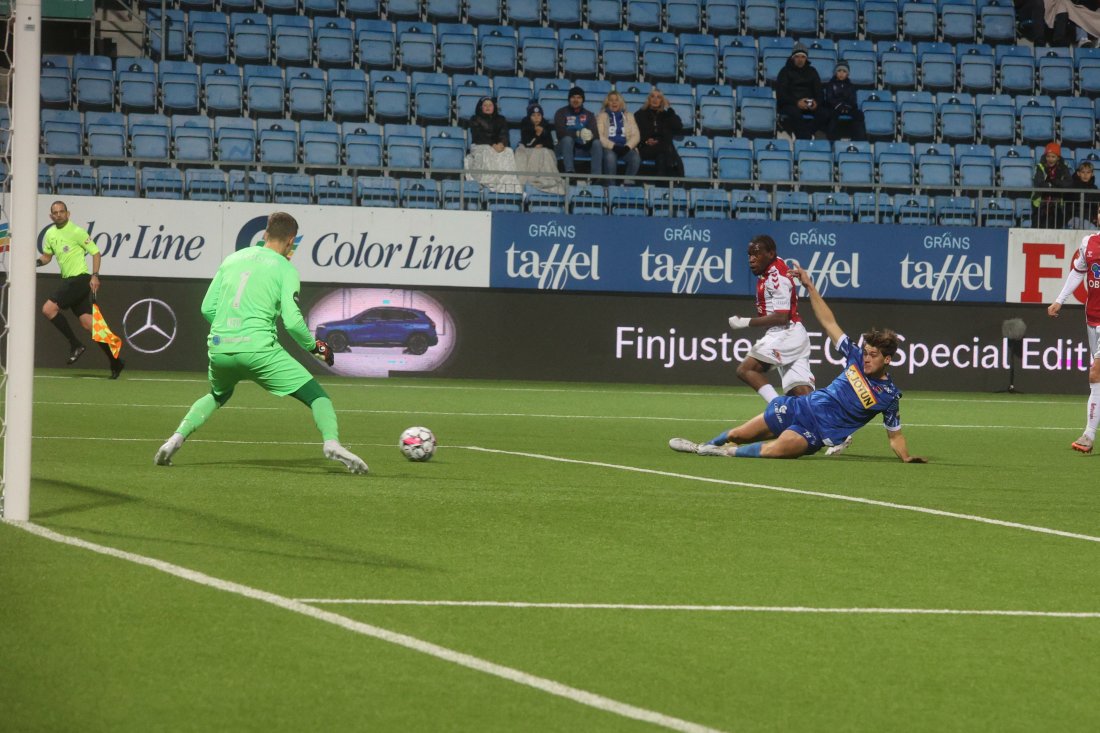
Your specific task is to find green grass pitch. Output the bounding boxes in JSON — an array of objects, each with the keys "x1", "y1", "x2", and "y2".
[{"x1": 3, "y1": 368, "x2": 1100, "y2": 731}]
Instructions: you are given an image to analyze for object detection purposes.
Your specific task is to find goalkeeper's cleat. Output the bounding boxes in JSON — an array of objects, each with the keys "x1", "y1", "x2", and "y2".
[
  {"x1": 324, "y1": 440, "x2": 369, "y2": 474},
  {"x1": 669, "y1": 437, "x2": 700, "y2": 454},
  {"x1": 67, "y1": 344, "x2": 86, "y2": 365},
  {"x1": 696, "y1": 443, "x2": 735, "y2": 456},
  {"x1": 824, "y1": 435, "x2": 854, "y2": 457},
  {"x1": 154, "y1": 433, "x2": 184, "y2": 466},
  {"x1": 1071, "y1": 434, "x2": 1094, "y2": 454}
]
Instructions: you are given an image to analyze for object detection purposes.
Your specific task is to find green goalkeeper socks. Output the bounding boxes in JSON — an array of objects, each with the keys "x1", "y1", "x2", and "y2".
[
  {"x1": 310, "y1": 397, "x2": 340, "y2": 443},
  {"x1": 177, "y1": 393, "x2": 220, "y2": 438}
]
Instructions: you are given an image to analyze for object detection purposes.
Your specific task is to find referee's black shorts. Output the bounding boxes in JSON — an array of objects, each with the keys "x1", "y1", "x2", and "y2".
[{"x1": 49, "y1": 274, "x2": 92, "y2": 317}]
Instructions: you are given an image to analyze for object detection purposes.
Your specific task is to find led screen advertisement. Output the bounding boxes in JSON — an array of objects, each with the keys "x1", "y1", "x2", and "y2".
[{"x1": 32, "y1": 276, "x2": 1091, "y2": 394}]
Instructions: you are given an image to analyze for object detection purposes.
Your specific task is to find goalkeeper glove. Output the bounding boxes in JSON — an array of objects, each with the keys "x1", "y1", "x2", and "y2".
[
  {"x1": 312, "y1": 340, "x2": 334, "y2": 367},
  {"x1": 728, "y1": 316, "x2": 751, "y2": 330}
]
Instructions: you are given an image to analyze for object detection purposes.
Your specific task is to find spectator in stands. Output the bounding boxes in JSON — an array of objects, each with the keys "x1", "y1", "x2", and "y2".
[
  {"x1": 1032, "y1": 142, "x2": 1073, "y2": 229},
  {"x1": 634, "y1": 88, "x2": 685, "y2": 178},
  {"x1": 514, "y1": 103, "x2": 565, "y2": 195},
  {"x1": 774, "y1": 43, "x2": 828, "y2": 140},
  {"x1": 596, "y1": 91, "x2": 641, "y2": 183},
  {"x1": 554, "y1": 87, "x2": 602, "y2": 179},
  {"x1": 465, "y1": 96, "x2": 520, "y2": 193},
  {"x1": 1065, "y1": 161, "x2": 1100, "y2": 230},
  {"x1": 821, "y1": 61, "x2": 866, "y2": 142}
]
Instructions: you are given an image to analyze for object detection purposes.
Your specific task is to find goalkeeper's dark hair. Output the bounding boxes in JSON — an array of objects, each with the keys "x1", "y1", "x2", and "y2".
[
  {"x1": 266, "y1": 211, "x2": 299, "y2": 241},
  {"x1": 863, "y1": 328, "x2": 900, "y2": 359},
  {"x1": 748, "y1": 234, "x2": 777, "y2": 254}
]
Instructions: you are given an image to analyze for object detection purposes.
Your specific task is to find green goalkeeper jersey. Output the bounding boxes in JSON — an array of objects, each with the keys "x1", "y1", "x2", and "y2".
[
  {"x1": 43, "y1": 221, "x2": 98, "y2": 278},
  {"x1": 201, "y1": 245, "x2": 314, "y2": 353}
]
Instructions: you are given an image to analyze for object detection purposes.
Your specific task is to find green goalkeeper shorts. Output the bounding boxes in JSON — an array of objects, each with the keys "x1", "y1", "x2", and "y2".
[{"x1": 208, "y1": 349, "x2": 313, "y2": 398}]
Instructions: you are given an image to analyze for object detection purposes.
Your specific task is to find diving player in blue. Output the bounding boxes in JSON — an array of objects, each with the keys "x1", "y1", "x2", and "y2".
[{"x1": 669, "y1": 266, "x2": 927, "y2": 462}]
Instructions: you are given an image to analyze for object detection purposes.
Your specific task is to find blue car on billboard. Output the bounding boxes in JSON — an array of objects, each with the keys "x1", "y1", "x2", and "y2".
[{"x1": 315, "y1": 306, "x2": 439, "y2": 355}]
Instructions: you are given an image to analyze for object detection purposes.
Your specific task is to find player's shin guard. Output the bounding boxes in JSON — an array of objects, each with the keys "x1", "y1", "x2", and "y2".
[
  {"x1": 310, "y1": 396, "x2": 340, "y2": 443},
  {"x1": 177, "y1": 393, "x2": 220, "y2": 438},
  {"x1": 730, "y1": 442, "x2": 764, "y2": 458}
]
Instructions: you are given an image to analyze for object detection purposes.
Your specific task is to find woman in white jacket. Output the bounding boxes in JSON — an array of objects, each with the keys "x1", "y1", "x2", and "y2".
[{"x1": 596, "y1": 91, "x2": 641, "y2": 184}]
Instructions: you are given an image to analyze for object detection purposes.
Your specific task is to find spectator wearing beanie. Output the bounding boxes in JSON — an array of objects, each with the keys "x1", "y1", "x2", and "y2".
[
  {"x1": 822, "y1": 60, "x2": 866, "y2": 142},
  {"x1": 1032, "y1": 142, "x2": 1073, "y2": 229},
  {"x1": 515, "y1": 103, "x2": 565, "y2": 195},
  {"x1": 774, "y1": 42, "x2": 828, "y2": 140},
  {"x1": 553, "y1": 86, "x2": 602, "y2": 178}
]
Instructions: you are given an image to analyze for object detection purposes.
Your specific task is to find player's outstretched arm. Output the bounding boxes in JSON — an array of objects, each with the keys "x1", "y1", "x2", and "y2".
[
  {"x1": 887, "y1": 429, "x2": 927, "y2": 463},
  {"x1": 728, "y1": 311, "x2": 791, "y2": 330},
  {"x1": 791, "y1": 266, "x2": 843, "y2": 344}
]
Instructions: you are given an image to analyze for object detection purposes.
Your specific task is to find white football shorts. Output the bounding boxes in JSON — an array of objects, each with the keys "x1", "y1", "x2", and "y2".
[
  {"x1": 748, "y1": 322, "x2": 815, "y2": 392},
  {"x1": 1089, "y1": 324, "x2": 1100, "y2": 360}
]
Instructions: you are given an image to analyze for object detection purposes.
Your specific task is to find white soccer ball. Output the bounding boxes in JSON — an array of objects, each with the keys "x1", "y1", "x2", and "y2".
[
  {"x1": 578, "y1": 128, "x2": 593, "y2": 143},
  {"x1": 399, "y1": 426, "x2": 436, "y2": 462}
]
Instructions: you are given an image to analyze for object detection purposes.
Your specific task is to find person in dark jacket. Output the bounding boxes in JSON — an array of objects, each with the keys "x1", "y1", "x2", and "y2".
[
  {"x1": 821, "y1": 61, "x2": 866, "y2": 142},
  {"x1": 1032, "y1": 141, "x2": 1073, "y2": 229},
  {"x1": 468, "y1": 95, "x2": 509, "y2": 147},
  {"x1": 465, "y1": 96, "x2": 520, "y2": 192},
  {"x1": 774, "y1": 43, "x2": 828, "y2": 140},
  {"x1": 553, "y1": 86, "x2": 602, "y2": 177},
  {"x1": 1065, "y1": 160, "x2": 1100, "y2": 230},
  {"x1": 633, "y1": 88, "x2": 685, "y2": 178},
  {"x1": 515, "y1": 103, "x2": 565, "y2": 195}
]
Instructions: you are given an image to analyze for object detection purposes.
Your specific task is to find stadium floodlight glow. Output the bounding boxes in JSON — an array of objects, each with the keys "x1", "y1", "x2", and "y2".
[{"x1": 2, "y1": 0, "x2": 41, "y2": 521}]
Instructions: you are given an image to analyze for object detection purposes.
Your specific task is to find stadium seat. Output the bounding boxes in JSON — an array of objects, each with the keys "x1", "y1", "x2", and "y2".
[
  {"x1": 761, "y1": 37, "x2": 795, "y2": 84},
  {"x1": 859, "y1": 90, "x2": 897, "y2": 142},
  {"x1": 935, "y1": 195, "x2": 977, "y2": 225},
  {"x1": 398, "y1": 22, "x2": 438, "y2": 73},
  {"x1": 172, "y1": 115, "x2": 215, "y2": 166},
  {"x1": 642, "y1": 35, "x2": 679, "y2": 84},
  {"x1": 1016, "y1": 97, "x2": 1056, "y2": 146},
  {"x1": 754, "y1": 138, "x2": 793, "y2": 183},
  {"x1": 715, "y1": 137, "x2": 754, "y2": 184},
  {"x1": 401, "y1": 178, "x2": 442, "y2": 209},
  {"x1": 261, "y1": 0, "x2": 299, "y2": 16},
  {"x1": 100, "y1": 166, "x2": 139, "y2": 197},
  {"x1": 862, "y1": 1, "x2": 899, "y2": 42},
  {"x1": 442, "y1": 180, "x2": 485, "y2": 210},
  {"x1": 569, "y1": 185, "x2": 608, "y2": 215},
  {"x1": 1077, "y1": 49, "x2": 1100, "y2": 98},
  {"x1": 427, "y1": 127, "x2": 466, "y2": 171},
  {"x1": 40, "y1": 56, "x2": 72, "y2": 109},
  {"x1": 977, "y1": 94, "x2": 1016, "y2": 145},
  {"x1": 426, "y1": 0, "x2": 463, "y2": 23},
  {"x1": 227, "y1": 170, "x2": 271, "y2": 202},
  {"x1": 608, "y1": 185, "x2": 649, "y2": 216},
  {"x1": 414, "y1": 81, "x2": 453, "y2": 126},
  {"x1": 185, "y1": 168, "x2": 228, "y2": 201},
  {"x1": 784, "y1": 0, "x2": 819, "y2": 38},
  {"x1": 357, "y1": 19, "x2": 396, "y2": 71},
  {"x1": 222, "y1": 0, "x2": 259, "y2": 11},
  {"x1": 73, "y1": 55, "x2": 114, "y2": 112},
  {"x1": 839, "y1": 42, "x2": 877, "y2": 88},
  {"x1": 216, "y1": 116, "x2": 258, "y2": 165},
  {"x1": 880, "y1": 46, "x2": 917, "y2": 91},
  {"x1": 303, "y1": 0, "x2": 340, "y2": 17},
  {"x1": 480, "y1": 26, "x2": 519, "y2": 76},
  {"x1": 1057, "y1": 99, "x2": 1096, "y2": 149},
  {"x1": 938, "y1": 93, "x2": 977, "y2": 144},
  {"x1": 980, "y1": 196, "x2": 1016, "y2": 227},
  {"x1": 690, "y1": 189, "x2": 732, "y2": 219},
  {"x1": 86, "y1": 115, "x2": 128, "y2": 161},
  {"x1": 301, "y1": 119, "x2": 341, "y2": 170},
  {"x1": 956, "y1": 143, "x2": 996, "y2": 189},
  {"x1": 190, "y1": 11, "x2": 230, "y2": 64},
  {"x1": 54, "y1": 165, "x2": 97, "y2": 196},
  {"x1": 997, "y1": 148, "x2": 1035, "y2": 191},
  {"x1": 875, "y1": 141, "x2": 915, "y2": 190},
  {"x1": 900, "y1": 1, "x2": 937, "y2": 42},
  {"x1": 627, "y1": 0, "x2": 663, "y2": 31},
  {"x1": 147, "y1": 9, "x2": 186, "y2": 60},
  {"x1": 273, "y1": 173, "x2": 314, "y2": 204},
  {"x1": 705, "y1": 0, "x2": 741, "y2": 34},
  {"x1": 822, "y1": 0, "x2": 859, "y2": 40},
  {"x1": 42, "y1": 110, "x2": 83, "y2": 161},
  {"x1": 698, "y1": 85, "x2": 736, "y2": 135},
  {"x1": 440, "y1": 27, "x2": 478, "y2": 75},
  {"x1": 721, "y1": 38, "x2": 759, "y2": 86},
  {"x1": 732, "y1": 189, "x2": 772, "y2": 219},
  {"x1": 343, "y1": 122, "x2": 384, "y2": 170},
  {"x1": 520, "y1": 28, "x2": 559, "y2": 78},
  {"x1": 507, "y1": 0, "x2": 543, "y2": 26},
  {"x1": 979, "y1": 2, "x2": 1016, "y2": 44},
  {"x1": 385, "y1": 124, "x2": 426, "y2": 171},
  {"x1": 958, "y1": 44, "x2": 995, "y2": 94},
  {"x1": 941, "y1": 1, "x2": 978, "y2": 43},
  {"x1": 679, "y1": 138, "x2": 714, "y2": 181},
  {"x1": 683, "y1": 38, "x2": 720, "y2": 85},
  {"x1": 601, "y1": 31, "x2": 640, "y2": 82},
  {"x1": 316, "y1": 18, "x2": 355, "y2": 68},
  {"x1": 669, "y1": 0, "x2": 704, "y2": 33},
  {"x1": 919, "y1": 47, "x2": 957, "y2": 94},
  {"x1": 836, "y1": 140, "x2": 874, "y2": 186},
  {"x1": 776, "y1": 191, "x2": 813, "y2": 221},
  {"x1": 231, "y1": 13, "x2": 271, "y2": 66},
  {"x1": 160, "y1": 60, "x2": 200, "y2": 115},
  {"x1": 202, "y1": 64, "x2": 243, "y2": 117},
  {"x1": 562, "y1": 32, "x2": 600, "y2": 80},
  {"x1": 796, "y1": 144, "x2": 834, "y2": 187},
  {"x1": 370, "y1": 71, "x2": 411, "y2": 124},
  {"x1": 743, "y1": 0, "x2": 780, "y2": 36},
  {"x1": 287, "y1": 69, "x2": 328, "y2": 120},
  {"x1": 997, "y1": 48, "x2": 1035, "y2": 96},
  {"x1": 896, "y1": 194, "x2": 933, "y2": 224},
  {"x1": 898, "y1": 91, "x2": 936, "y2": 143},
  {"x1": 258, "y1": 119, "x2": 299, "y2": 169},
  {"x1": 916, "y1": 145, "x2": 954, "y2": 192},
  {"x1": 648, "y1": 186, "x2": 690, "y2": 216},
  {"x1": 588, "y1": 0, "x2": 624, "y2": 30},
  {"x1": 128, "y1": 113, "x2": 171, "y2": 164},
  {"x1": 738, "y1": 91, "x2": 776, "y2": 138},
  {"x1": 854, "y1": 191, "x2": 893, "y2": 222},
  {"x1": 328, "y1": 68, "x2": 369, "y2": 122},
  {"x1": 522, "y1": 184, "x2": 565, "y2": 214},
  {"x1": 141, "y1": 168, "x2": 185, "y2": 199},
  {"x1": 546, "y1": 0, "x2": 581, "y2": 27},
  {"x1": 812, "y1": 191, "x2": 853, "y2": 221},
  {"x1": 1038, "y1": 50, "x2": 1074, "y2": 98}
]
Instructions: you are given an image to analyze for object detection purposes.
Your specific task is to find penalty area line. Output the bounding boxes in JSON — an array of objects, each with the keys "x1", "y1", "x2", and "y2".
[
  {"x1": 460, "y1": 446, "x2": 1100, "y2": 546},
  {"x1": 295, "y1": 598, "x2": 1100, "y2": 619},
  {"x1": 5, "y1": 521, "x2": 725, "y2": 733}
]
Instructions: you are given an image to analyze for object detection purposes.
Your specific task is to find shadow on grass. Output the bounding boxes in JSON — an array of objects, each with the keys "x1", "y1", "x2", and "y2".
[{"x1": 31, "y1": 479, "x2": 432, "y2": 571}]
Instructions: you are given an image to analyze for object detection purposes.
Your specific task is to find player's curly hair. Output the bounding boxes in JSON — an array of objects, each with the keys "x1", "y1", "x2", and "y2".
[
  {"x1": 266, "y1": 211, "x2": 299, "y2": 241},
  {"x1": 863, "y1": 328, "x2": 900, "y2": 359},
  {"x1": 749, "y1": 234, "x2": 776, "y2": 253}
]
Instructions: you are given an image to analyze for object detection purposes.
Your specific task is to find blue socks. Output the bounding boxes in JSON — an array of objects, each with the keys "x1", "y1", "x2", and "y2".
[
  {"x1": 707, "y1": 431, "x2": 731, "y2": 446},
  {"x1": 732, "y1": 443, "x2": 763, "y2": 458}
]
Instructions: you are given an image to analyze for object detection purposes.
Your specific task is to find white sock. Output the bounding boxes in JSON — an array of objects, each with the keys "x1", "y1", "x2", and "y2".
[
  {"x1": 757, "y1": 384, "x2": 780, "y2": 402},
  {"x1": 1086, "y1": 383, "x2": 1100, "y2": 439}
]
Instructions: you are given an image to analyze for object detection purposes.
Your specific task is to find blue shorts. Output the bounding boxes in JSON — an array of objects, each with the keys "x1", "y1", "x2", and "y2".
[{"x1": 763, "y1": 396, "x2": 824, "y2": 455}]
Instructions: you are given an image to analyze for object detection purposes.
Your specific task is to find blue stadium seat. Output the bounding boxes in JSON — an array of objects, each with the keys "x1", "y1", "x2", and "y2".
[
  {"x1": 900, "y1": 1, "x2": 937, "y2": 42},
  {"x1": 569, "y1": 185, "x2": 608, "y2": 215},
  {"x1": 956, "y1": 143, "x2": 996, "y2": 189},
  {"x1": 303, "y1": 0, "x2": 340, "y2": 17},
  {"x1": 776, "y1": 191, "x2": 813, "y2": 221},
  {"x1": 413, "y1": 81, "x2": 452, "y2": 126},
  {"x1": 443, "y1": 180, "x2": 485, "y2": 210},
  {"x1": 898, "y1": 91, "x2": 936, "y2": 142},
  {"x1": 1016, "y1": 96, "x2": 1055, "y2": 146},
  {"x1": 678, "y1": 138, "x2": 714, "y2": 180},
  {"x1": 1037, "y1": 50, "x2": 1074, "y2": 97},
  {"x1": 72, "y1": 55, "x2": 114, "y2": 112},
  {"x1": 507, "y1": 0, "x2": 543, "y2": 25},
  {"x1": 683, "y1": 38, "x2": 719, "y2": 84},
  {"x1": 357, "y1": 176, "x2": 399, "y2": 206},
  {"x1": 480, "y1": 26, "x2": 519, "y2": 76},
  {"x1": 159, "y1": 59, "x2": 200, "y2": 115},
  {"x1": 880, "y1": 45, "x2": 917, "y2": 91},
  {"x1": 99, "y1": 166, "x2": 138, "y2": 197},
  {"x1": 495, "y1": 79, "x2": 533, "y2": 124},
  {"x1": 979, "y1": 2, "x2": 1016, "y2": 44},
  {"x1": 796, "y1": 145, "x2": 834, "y2": 187},
  {"x1": 301, "y1": 119, "x2": 341, "y2": 170},
  {"x1": 147, "y1": 9, "x2": 186, "y2": 60},
  {"x1": 546, "y1": 0, "x2": 582, "y2": 27},
  {"x1": 287, "y1": 69, "x2": 327, "y2": 120},
  {"x1": 977, "y1": 94, "x2": 1015, "y2": 145},
  {"x1": 935, "y1": 195, "x2": 977, "y2": 225},
  {"x1": 172, "y1": 115, "x2": 215, "y2": 165},
  {"x1": 86, "y1": 115, "x2": 127, "y2": 161},
  {"x1": 273, "y1": 173, "x2": 314, "y2": 204},
  {"x1": 228, "y1": 170, "x2": 272, "y2": 202},
  {"x1": 743, "y1": 0, "x2": 780, "y2": 36},
  {"x1": 398, "y1": 22, "x2": 438, "y2": 73},
  {"x1": 520, "y1": 28, "x2": 559, "y2": 78},
  {"x1": 608, "y1": 185, "x2": 649, "y2": 216},
  {"x1": 854, "y1": 191, "x2": 893, "y2": 222},
  {"x1": 115, "y1": 58, "x2": 156, "y2": 114},
  {"x1": 754, "y1": 138, "x2": 793, "y2": 183},
  {"x1": 426, "y1": 0, "x2": 464, "y2": 23},
  {"x1": 784, "y1": 0, "x2": 819, "y2": 38},
  {"x1": 42, "y1": 110, "x2": 83, "y2": 162},
  {"x1": 244, "y1": 65, "x2": 286, "y2": 118},
  {"x1": 919, "y1": 46, "x2": 957, "y2": 93},
  {"x1": 812, "y1": 191, "x2": 853, "y2": 221},
  {"x1": 216, "y1": 116, "x2": 258, "y2": 165},
  {"x1": 859, "y1": 90, "x2": 897, "y2": 141},
  {"x1": 141, "y1": 168, "x2": 185, "y2": 199},
  {"x1": 385, "y1": 0, "x2": 422, "y2": 20},
  {"x1": 222, "y1": 0, "x2": 259, "y2": 11},
  {"x1": 562, "y1": 32, "x2": 600, "y2": 80},
  {"x1": 627, "y1": 0, "x2": 663, "y2": 31},
  {"x1": 385, "y1": 124, "x2": 426, "y2": 170},
  {"x1": 185, "y1": 168, "x2": 228, "y2": 201},
  {"x1": 326, "y1": 68, "x2": 368, "y2": 122},
  {"x1": 427, "y1": 126, "x2": 466, "y2": 171},
  {"x1": 732, "y1": 189, "x2": 772, "y2": 219},
  {"x1": 875, "y1": 141, "x2": 915, "y2": 190},
  {"x1": 862, "y1": 1, "x2": 898, "y2": 42},
  {"x1": 231, "y1": 13, "x2": 271, "y2": 66},
  {"x1": 838, "y1": 41, "x2": 877, "y2": 88},
  {"x1": 698, "y1": 85, "x2": 736, "y2": 135},
  {"x1": 200, "y1": 64, "x2": 242, "y2": 116},
  {"x1": 258, "y1": 118, "x2": 299, "y2": 169},
  {"x1": 523, "y1": 184, "x2": 566, "y2": 214},
  {"x1": 704, "y1": 0, "x2": 741, "y2": 34},
  {"x1": 483, "y1": 184, "x2": 524, "y2": 213},
  {"x1": 940, "y1": 1, "x2": 977, "y2": 43},
  {"x1": 54, "y1": 165, "x2": 97, "y2": 196},
  {"x1": 997, "y1": 47, "x2": 1035, "y2": 96},
  {"x1": 40, "y1": 56, "x2": 72, "y2": 109},
  {"x1": 668, "y1": 0, "x2": 704, "y2": 33},
  {"x1": 720, "y1": 39, "x2": 758, "y2": 88},
  {"x1": 958, "y1": 45, "x2": 995, "y2": 94},
  {"x1": 344, "y1": 122, "x2": 384, "y2": 170},
  {"x1": 938, "y1": 93, "x2": 977, "y2": 144},
  {"x1": 128, "y1": 113, "x2": 171, "y2": 164},
  {"x1": 760, "y1": 37, "x2": 795, "y2": 84},
  {"x1": 588, "y1": 0, "x2": 624, "y2": 30},
  {"x1": 896, "y1": 194, "x2": 933, "y2": 224},
  {"x1": 261, "y1": 0, "x2": 299, "y2": 15},
  {"x1": 439, "y1": 27, "x2": 477, "y2": 75},
  {"x1": 648, "y1": 186, "x2": 690, "y2": 216},
  {"x1": 980, "y1": 196, "x2": 1016, "y2": 226},
  {"x1": 315, "y1": 18, "x2": 355, "y2": 68},
  {"x1": 456, "y1": 74, "x2": 494, "y2": 119},
  {"x1": 1077, "y1": 51, "x2": 1100, "y2": 98},
  {"x1": 370, "y1": 71, "x2": 411, "y2": 123},
  {"x1": 996, "y1": 147, "x2": 1034, "y2": 191},
  {"x1": 715, "y1": 137, "x2": 754, "y2": 183},
  {"x1": 916, "y1": 144, "x2": 954, "y2": 192},
  {"x1": 601, "y1": 31, "x2": 640, "y2": 82},
  {"x1": 738, "y1": 90, "x2": 776, "y2": 138},
  {"x1": 401, "y1": 178, "x2": 442, "y2": 208},
  {"x1": 822, "y1": 0, "x2": 859, "y2": 40},
  {"x1": 357, "y1": 19, "x2": 396, "y2": 71},
  {"x1": 190, "y1": 11, "x2": 230, "y2": 64},
  {"x1": 689, "y1": 189, "x2": 731, "y2": 218},
  {"x1": 1057, "y1": 98, "x2": 1096, "y2": 149},
  {"x1": 642, "y1": 35, "x2": 679, "y2": 84}
]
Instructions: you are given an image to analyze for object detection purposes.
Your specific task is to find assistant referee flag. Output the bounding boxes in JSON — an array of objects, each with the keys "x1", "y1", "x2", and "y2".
[{"x1": 92, "y1": 304, "x2": 123, "y2": 359}]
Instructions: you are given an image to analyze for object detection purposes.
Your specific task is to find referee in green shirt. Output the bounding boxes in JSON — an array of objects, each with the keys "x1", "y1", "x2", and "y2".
[
  {"x1": 36, "y1": 200, "x2": 124, "y2": 379},
  {"x1": 154, "y1": 211, "x2": 368, "y2": 474}
]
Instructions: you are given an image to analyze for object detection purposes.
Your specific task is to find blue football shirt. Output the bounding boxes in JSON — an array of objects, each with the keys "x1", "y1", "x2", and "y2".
[{"x1": 803, "y1": 334, "x2": 902, "y2": 442}]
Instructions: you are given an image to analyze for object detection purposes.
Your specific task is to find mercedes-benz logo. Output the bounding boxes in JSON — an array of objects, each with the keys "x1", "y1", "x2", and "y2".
[{"x1": 123, "y1": 298, "x2": 178, "y2": 354}]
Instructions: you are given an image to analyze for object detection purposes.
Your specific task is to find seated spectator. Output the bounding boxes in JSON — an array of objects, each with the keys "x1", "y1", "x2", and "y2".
[
  {"x1": 464, "y1": 97, "x2": 520, "y2": 193},
  {"x1": 1065, "y1": 161, "x2": 1100, "y2": 230},
  {"x1": 774, "y1": 43, "x2": 828, "y2": 140},
  {"x1": 634, "y1": 88, "x2": 685, "y2": 178},
  {"x1": 821, "y1": 61, "x2": 866, "y2": 142},
  {"x1": 1032, "y1": 142, "x2": 1073, "y2": 229},
  {"x1": 596, "y1": 90, "x2": 641, "y2": 182},
  {"x1": 515, "y1": 103, "x2": 565, "y2": 195},
  {"x1": 554, "y1": 87, "x2": 602, "y2": 179}
]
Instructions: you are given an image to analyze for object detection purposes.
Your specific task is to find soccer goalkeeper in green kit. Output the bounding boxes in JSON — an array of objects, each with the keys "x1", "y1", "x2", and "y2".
[{"x1": 155, "y1": 212, "x2": 368, "y2": 474}]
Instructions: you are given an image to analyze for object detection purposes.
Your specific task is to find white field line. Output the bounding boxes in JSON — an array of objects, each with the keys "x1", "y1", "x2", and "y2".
[
  {"x1": 34, "y1": 374, "x2": 1077, "y2": 405},
  {"x1": 465, "y1": 446, "x2": 1100, "y2": 546},
  {"x1": 295, "y1": 598, "x2": 1100, "y2": 619},
  {"x1": 31, "y1": 401, "x2": 1080, "y2": 431},
  {"x1": 6, "y1": 520, "x2": 725, "y2": 733}
]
